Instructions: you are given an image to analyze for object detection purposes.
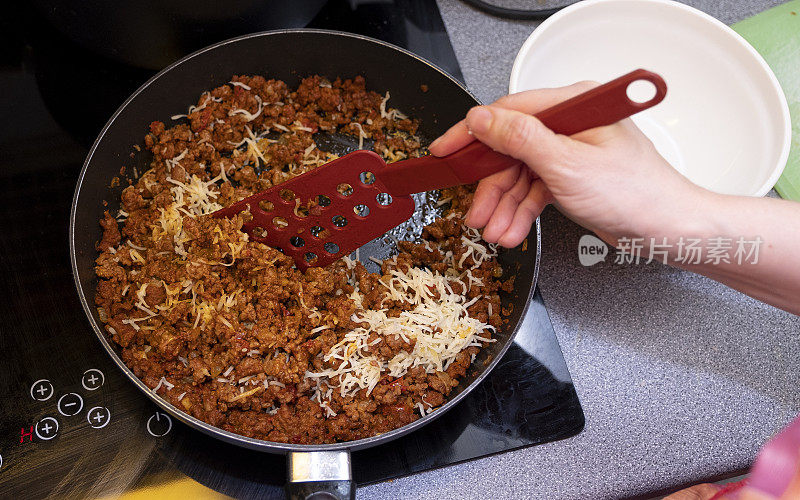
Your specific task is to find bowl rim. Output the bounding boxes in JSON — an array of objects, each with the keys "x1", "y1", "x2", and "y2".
[{"x1": 509, "y1": 0, "x2": 792, "y2": 198}]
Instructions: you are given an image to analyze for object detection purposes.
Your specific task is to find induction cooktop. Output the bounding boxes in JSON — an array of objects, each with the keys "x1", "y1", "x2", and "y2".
[{"x1": 0, "y1": 1, "x2": 584, "y2": 497}]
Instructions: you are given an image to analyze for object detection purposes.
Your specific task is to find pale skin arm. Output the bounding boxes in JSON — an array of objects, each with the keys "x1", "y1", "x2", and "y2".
[
  {"x1": 429, "y1": 83, "x2": 800, "y2": 315},
  {"x1": 664, "y1": 478, "x2": 800, "y2": 500}
]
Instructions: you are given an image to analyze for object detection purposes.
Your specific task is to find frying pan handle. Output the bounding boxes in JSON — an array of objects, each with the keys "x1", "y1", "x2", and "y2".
[
  {"x1": 377, "y1": 69, "x2": 667, "y2": 196},
  {"x1": 285, "y1": 451, "x2": 355, "y2": 500}
]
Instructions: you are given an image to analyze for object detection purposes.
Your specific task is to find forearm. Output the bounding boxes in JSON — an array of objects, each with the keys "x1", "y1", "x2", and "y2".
[{"x1": 654, "y1": 192, "x2": 800, "y2": 314}]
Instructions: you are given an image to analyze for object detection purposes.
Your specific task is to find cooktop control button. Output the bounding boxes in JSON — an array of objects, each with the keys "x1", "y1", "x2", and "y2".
[
  {"x1": 57, "y1": 393, "x2": 84, "y2": 417},
  {"x1": 87, "y1": 406, "x2": 111, "y2": 429},
  {"x1": 81, "y1": 369, "x2": 104, "y2": 391},
  {"x1": 146, "y1": 412, "x2": 172, "y2": 437},
  {"x1": 30, "y1": 379, "x2": 54, "y2": 402},
  {"x1": 35, "y1": 417, "x2": 59, "y2": 440}
]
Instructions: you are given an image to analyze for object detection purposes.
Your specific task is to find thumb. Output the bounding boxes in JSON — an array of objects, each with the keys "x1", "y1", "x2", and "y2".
[{"x1": 465, "y1": 105, "x2": 579, "y2": 178}]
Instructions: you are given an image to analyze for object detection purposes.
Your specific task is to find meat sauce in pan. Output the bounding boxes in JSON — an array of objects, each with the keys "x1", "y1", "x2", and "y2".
[{"x1": 94, "y1": 75, "x2": 514, "y2": 444}]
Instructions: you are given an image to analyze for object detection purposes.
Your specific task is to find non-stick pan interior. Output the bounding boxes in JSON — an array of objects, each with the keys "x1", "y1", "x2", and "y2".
[{"x1": 70, "y1": 30, "x2": 539, "y2": 452}]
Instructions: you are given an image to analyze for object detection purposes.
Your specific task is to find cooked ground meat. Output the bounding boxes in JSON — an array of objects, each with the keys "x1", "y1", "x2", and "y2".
[{"x1": 94, "y1": 75, "x2": 512, "y2": 444}]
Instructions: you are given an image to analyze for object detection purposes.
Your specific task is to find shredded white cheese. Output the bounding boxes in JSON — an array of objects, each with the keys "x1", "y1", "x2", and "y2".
[
  {"x1": 229, "y1": 94, "x2": 263, "y2": 122},
  {"x1": 306, "y1": 266, "x2": 495, "y2": 399},
  {"x1": 304, "y1": 225, "x2": 498, "y2": 415},
  {"x1": 379, "y1": 92, "x2": 391, "y2": 119},
  {"x1": 153, "y1": 377, "x2": 174, "y2": 392},
  {"x1": 229, "y1": 80, "x2": 251, "y2": 90},
  {"x1": 378, "y1": 91, "x2": 408, "y2": 121},
  {"x1": 353, "y1": 122, "x2": 367, "y2": 150},
  {"x1": 127, "y1": 240, "x2": 146, "y2": 251}
]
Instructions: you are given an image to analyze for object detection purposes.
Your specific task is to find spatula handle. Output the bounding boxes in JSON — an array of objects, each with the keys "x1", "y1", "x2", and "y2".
[
  {"x1": 535, "y1": 68, "x2": 667, "y2": 135},
  {"x1": 378, "y1": 69, "x2": 667, "y2": 196}
]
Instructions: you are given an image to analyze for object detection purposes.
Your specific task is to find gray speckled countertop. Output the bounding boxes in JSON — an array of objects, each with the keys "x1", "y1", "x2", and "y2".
[{"x1": 359, "y1": 1, "x2": 800, "y2": 499}]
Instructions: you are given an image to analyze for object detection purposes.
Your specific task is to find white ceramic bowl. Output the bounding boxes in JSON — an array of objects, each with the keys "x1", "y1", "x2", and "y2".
[{"x1": 509, "y1": 0, "x2": 791, "y2": 197}]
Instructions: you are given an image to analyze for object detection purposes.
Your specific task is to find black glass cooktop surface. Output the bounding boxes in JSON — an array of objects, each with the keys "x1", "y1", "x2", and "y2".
[{"x1": 0, "y1": 1, "x2": 584, "y2": 497}]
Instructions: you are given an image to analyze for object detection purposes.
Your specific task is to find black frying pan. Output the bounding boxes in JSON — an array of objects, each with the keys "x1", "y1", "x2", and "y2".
[{"x1": 69, "y1": 29, "x2": 540, "y2": 499}]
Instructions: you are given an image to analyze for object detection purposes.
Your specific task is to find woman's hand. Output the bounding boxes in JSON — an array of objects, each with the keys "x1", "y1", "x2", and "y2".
[
  {"x1": 431, "y1": 82, "x2": 800, "y2": 314},
  {"x1": 429, "y1": 82, "x2": 706, "y2": 248}
]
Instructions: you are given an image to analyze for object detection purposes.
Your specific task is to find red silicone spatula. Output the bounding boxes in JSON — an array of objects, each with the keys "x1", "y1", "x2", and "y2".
[{"x1": 213, "y1": 69, "x2": 666, "y2": 270}]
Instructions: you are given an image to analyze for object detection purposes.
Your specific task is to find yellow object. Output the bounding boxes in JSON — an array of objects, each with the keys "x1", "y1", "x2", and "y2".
[{"x1": 95, "y1": 477, "x2": 231, "y2": 500}]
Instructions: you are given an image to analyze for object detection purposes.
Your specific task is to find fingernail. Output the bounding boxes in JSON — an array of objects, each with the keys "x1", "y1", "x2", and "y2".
[
  {"x1": 466, "y1": 106, "x2": 493, "y2": 135},
  {"x1": 464, "y1": 209, "x2": 473, "y2": 225},
  {"x1": 429, "y1": 136, "x2": 442, "y2": 150}
]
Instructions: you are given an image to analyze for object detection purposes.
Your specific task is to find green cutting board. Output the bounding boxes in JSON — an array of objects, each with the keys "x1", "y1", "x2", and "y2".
[{"x1": 733, "y1": 1, "x2": 800, "y2": 200}]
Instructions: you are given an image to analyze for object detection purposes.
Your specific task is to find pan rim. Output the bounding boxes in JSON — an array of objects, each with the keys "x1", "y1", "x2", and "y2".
[{"x1": 69, "y1": 28, "x2": 541, "y2": 453}]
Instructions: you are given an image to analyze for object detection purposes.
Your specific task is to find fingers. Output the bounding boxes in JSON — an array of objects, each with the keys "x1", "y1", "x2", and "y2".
[
  {"x1": 482, "y1": 168, "x2": 533, "y2": 242},
  {"x1": 497, "y1": 180, "x2": 552, "y2": 248},
  {"x1": 492, "y1": 81, "x2": 599, "y2": 115},
  {"x1": 467, "y1": 170, "x2": 552, "y2": 247},
  {"x1": 464, "y1": 105, "x2": 580, "y2": 177},
  {"x1": 465, "y1": 165, "x2": 522, "y2": 229},
  {"x1": 434, "y1": 81, "x2": 606, "y2": 248},
  {"x1": 429, "y1": 119, "x2": 471, "y2": 156},
  {"x1": 662, "y1": 483, "x2": 722, "y2": 500},
  {"x1": 429, "y1": 81, "x2": 599, "y2": 157},
  {"x1": 571, "y1": 118, "x2": 639, "y2": 146}
]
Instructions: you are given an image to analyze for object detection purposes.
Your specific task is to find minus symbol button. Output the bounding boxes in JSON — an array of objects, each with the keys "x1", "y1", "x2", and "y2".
[{"x1": 57, "y1": 393, "x2": 84, "y2": 417}]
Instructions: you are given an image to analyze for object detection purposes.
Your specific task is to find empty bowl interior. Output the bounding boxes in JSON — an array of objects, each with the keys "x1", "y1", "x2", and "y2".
[{"x1": 510, "y1": 0, "x2": 791, "y2": 197}]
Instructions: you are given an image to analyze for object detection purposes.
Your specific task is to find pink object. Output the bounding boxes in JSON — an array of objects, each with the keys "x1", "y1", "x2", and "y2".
[
  {"x1": 747, "y1": 413, "x2": 800, "y2": 498},
  {"x1": 213, "y1": 69, "x2": 667, "y2": 269}
]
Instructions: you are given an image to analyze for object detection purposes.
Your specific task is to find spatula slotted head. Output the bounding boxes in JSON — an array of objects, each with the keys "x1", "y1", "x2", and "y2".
[{"x1": 213, "y1": 150, "x2": 415, "y2": 270}]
